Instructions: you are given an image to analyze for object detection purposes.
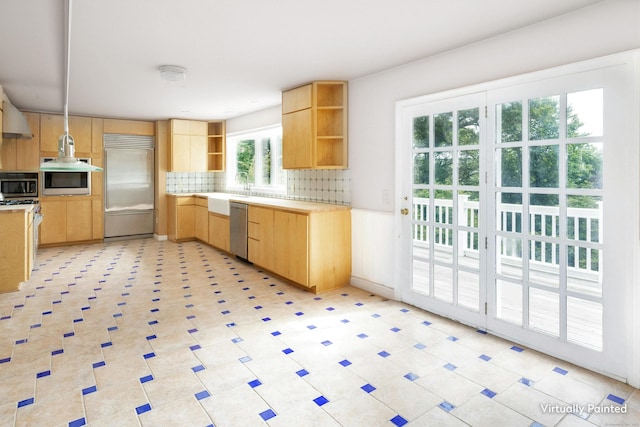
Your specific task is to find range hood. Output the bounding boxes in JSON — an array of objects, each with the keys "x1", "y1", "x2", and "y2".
[
  {"x1": 2, "y1": 93, "x2": 33, "y2": 139},
  {"x1": 40, "y1": 0, "x2": 102, "y2": 173}
]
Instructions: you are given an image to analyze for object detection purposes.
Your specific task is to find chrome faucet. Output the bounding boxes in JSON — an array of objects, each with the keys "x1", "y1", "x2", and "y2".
[{"x1": 236, "y1": 171, "x2": 252, "y2": 194}]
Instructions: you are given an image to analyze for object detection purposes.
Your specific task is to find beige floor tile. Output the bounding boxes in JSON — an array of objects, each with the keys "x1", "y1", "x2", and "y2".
[
  {"x1": 83, "y1": 379, "x2": 148, "y2": 423},
  {"x1": 415, "y1": 368, "x2": 484, "y2": 407},
  {"x1": 323, "y1": 390, "x2": 398, "y2": 427},
  {"x1": 86, "y1": 409, "x2": 142, "y2": 427},
  {"x1": 14, "y1": 388, "x2": 84, "y2": 427},
  {"x1": 534, "y1": 370, "x2": 607, "y2": 416},
  {"x1": 0, "y1": 402, "x2": 16, "y2": 427},
  {"x1": 139, "y1": 395, "x2": 213, "y2": 427},
  {"x1": 200, "y1": 382, "x2": 272, "y2": 427},
  {"x1": 454, "y1": 357, "x2": 521, "y2": 393},
  {"x1": 196, "y1": 359, "x2": 256, "y2": 394},
  {"x1": 453, "y1": 394, "x2": 534, "y2": 426},
  {"x1": 370, "y1": 375, "x2": 442, "y2": 421},
  {"x1": 141, "y1": 370, "x2": 207, "y2": 410},
  {"x1": 144, "y1": 347, "x2": 202, "y2": 379},
  {"x1": 495, "y1": 381, "x2": 566, "y2": 426},
  {"x1": 409, "y1": 406, "x2": 471, "y2": 427}
]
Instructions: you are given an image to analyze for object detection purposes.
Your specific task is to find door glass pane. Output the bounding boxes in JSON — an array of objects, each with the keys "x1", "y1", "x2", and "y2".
[
  {"x1": 567, "y1": 89, "x2": 603, "y2": 138},
  {"x1": 497, "y1": 147, "x2": 522, "y2": 187},
  {"x1": 529, "y1": 287, "x2": 559, "y2": 337},
  {"x1": 458, "y1": 271, "x2": 479, "y2": 311},
  {"x1": 496, "y1": 236, "x2": 523, "y2": 280},
  {"x1": 413, "y1": 116, "x2": 430, "y2": 148},
  {"x1": 434, "y1": 113, "x2": 453, "y2": 147},
  {"x1": 529, "y1": 96, "x2": 560, "y2": 140},
  {"x1": 496, "y1": 279, "x2": 522, "y2": 326},
  {"x1": 459, "y1": 191, "x2": 480, "y2": 270},
  {"x1": 458, "y1": 108, "x2": 480, "y2": 146},
  {"x1": 434, "y1": 265, "x2": 453, "y2": 303},
  {"x1": 434, "y1": 152, "x2": 453, "y2": 185},
  {"x1": 567, "y1": 296, "x2": 602, "y2": 351},
  {"x1": 529, "y1": 145, "x2": 559, "y2": 188},
  {"x1": 497, "y1": 102, "x2": 522, "y2": 143},
  {"x1": 413, "y1": 189, "x2": 430, "y2": 256},
  {"x1": 413, "y1": 153, "x2": 429, "y2": 185},
  {"x1": 412, "y1": 259, "x2": 430, "y2": 295},
  {"x1": 567, "y1": 196, "x2": 602, "y2": 242},
  {"x1": 567, "y1": 143, "x2": 602, "y2": 189},
  {"x1": 458, "y1": 150, "x2": 479, "y2": 186}
]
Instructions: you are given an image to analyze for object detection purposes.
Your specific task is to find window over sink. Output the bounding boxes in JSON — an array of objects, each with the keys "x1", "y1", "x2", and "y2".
[{"x1": 227, "y1": 125, "x2": 285, "y2": 194}]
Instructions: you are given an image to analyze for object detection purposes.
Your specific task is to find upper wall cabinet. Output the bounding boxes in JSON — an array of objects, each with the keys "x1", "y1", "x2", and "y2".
[
  {"x1": 169, "y1": 119, "x2": 225, "y2": 172},
  {"x1": 282, "y1": 81, "x2": 348, "y2": 170},
  {"x1": 0, "y1": 112, "x2": 40, "y2": 171},
  {"x1": 40, "y1": 114, "x2": 93, "y2": 154}
]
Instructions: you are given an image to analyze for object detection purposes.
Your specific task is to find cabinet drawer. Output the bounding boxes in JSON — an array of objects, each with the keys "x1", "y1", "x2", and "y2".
[
  {"x1": 248, "y1": 221, "x2": 260, "y2": 239},
  {"x1": 282, "y1": 84, "x2": 312, "y2": 114},
  {"x1": 195, "y1": 197, "x2": 208, "y2": 207},
  {"x1": 176, "y1": 196, "x2": 195, "y2": 206}
]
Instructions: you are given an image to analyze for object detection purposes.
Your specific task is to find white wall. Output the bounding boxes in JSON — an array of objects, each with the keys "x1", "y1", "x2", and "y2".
[{"x1": 349, "y1": 0, "x2": 640, "y2": 212}]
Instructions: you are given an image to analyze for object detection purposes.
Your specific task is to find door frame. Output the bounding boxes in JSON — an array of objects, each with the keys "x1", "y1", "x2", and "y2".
[{"x1": 394, "y1": 50, "x2": 640, "y2": 386}]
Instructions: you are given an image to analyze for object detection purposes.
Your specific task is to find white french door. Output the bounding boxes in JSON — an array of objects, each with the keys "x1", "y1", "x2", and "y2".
[{"x1": 397, "y1": 63, "x2": 632, "y2": 379}]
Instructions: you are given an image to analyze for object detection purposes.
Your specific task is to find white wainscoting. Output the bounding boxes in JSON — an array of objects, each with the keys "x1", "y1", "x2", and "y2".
[{"x1": 351, "y1": 209, "x2": 396, "y2": 299}]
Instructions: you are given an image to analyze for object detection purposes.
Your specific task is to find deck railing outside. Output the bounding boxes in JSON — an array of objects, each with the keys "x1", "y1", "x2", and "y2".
[{"x1": 411, "y1": 196, "x2": 602, "y2": 279}]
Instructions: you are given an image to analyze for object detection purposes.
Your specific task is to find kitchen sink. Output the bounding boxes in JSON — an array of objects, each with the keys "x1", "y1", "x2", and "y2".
[
  {"x1": 207, "y1": 193, "x2": 233, "y2": 215},
  {"x1": 207, "y1": 193, "x2": 250, "y2": 215}
]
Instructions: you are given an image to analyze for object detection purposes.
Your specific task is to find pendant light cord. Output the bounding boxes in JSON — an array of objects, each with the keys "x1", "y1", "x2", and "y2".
[{"x1": 63, "y1": 0, "x2": 72, "y2": 134}]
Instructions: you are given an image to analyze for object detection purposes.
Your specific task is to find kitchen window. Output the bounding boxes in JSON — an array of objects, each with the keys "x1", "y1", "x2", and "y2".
[{"x1": 227, "y1": 125, "x2": 285, "y2": 193}]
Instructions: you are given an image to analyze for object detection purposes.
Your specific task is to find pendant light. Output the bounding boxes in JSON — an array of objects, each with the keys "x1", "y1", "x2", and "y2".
[{"x1": 40, "y1": 0, "x2": 102, "y2": 172}]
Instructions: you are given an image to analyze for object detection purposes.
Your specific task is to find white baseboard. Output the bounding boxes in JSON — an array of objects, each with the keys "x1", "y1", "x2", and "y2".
[
  {"x1": 154, "y1": 234, "x2": 168, "y2": 241},
  {"x1": 350, "y1": 276, "x2": 396, "y2": 300}
]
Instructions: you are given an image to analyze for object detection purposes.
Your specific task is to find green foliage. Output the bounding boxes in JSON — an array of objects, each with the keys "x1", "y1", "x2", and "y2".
[{"x1": 237, "y1": 139, "x2": 255, "y2": 183}]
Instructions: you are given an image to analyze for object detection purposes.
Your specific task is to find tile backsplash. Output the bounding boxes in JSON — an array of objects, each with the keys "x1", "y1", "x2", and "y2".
[
  {"x1": 167, "y1": 169, "x2": 350, "y2": 206},
  {"x1": 166, "y1": 172, "x2": 216, "y2": 194}
]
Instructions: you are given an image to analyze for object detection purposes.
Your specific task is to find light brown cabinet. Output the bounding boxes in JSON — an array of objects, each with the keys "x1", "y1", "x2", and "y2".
[
  {"x1": 273, "y1": 210, "x2": 309, "y2": 286},
  {"x1": 195, "y1": 197, "x2": 209, "y2": 242},
  {"x1": 167, "y1": 195, "x2": 195, "y2": 242},
  {"x1": 40, "y1": 114, "x2": 93, "y2": 155},
  {"x1": 209, "y1": 213, "x2": 230, "y2": 252},
  {"x1": 248, "y1": 206, "x2": 275, "y2": 270},
  {"x1": 282, "y1": 81, "x2": 347, "y2": 170},
  {"x1": 168, "y1": 119, "x2": 226, "y2": 172},
  {"x1": 40, "y1": 198, "x2": 97, "y2": 245},
  {"x1": 207, "y1": 121, "x2": 226, "y2": 171},
  {"x1": 247, "y1": 203, "x2": 351, "y2": 293},
  {"x1": 168, "y1": 119, "x2": 208, "y2": 172},
  {"x1": 0, "y1": 207, "x2": 34, "y2": 292},
  {"x1": 0, "y1": 112, "x2": 40, "y2": 171}
]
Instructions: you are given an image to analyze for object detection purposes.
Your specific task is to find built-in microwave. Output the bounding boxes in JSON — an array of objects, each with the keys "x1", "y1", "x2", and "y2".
[
  {"x1": 0, "y1": 172, "x2": 39, "y2": 199},
  {"x1": 41, "y1": 157, "x2": 91, "y2": 196}
]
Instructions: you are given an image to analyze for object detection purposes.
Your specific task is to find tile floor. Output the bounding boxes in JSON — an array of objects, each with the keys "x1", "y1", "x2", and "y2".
[{"x1": 0, "y1": 238, "x2": 638, "y2": 427}]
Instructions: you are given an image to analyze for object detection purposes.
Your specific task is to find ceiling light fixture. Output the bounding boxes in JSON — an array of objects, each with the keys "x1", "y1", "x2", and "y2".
[
  {"x1": 159, "y1": 65, "x2": 187, "y2": 82},
  {"x1": 40, "y1": 0, "x2": 102, "y2": 172}
]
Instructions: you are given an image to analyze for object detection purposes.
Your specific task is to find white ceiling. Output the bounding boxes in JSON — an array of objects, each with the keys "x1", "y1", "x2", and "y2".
[{"x1": 0, "y1": 0, "x2": 602, "y2": 121}]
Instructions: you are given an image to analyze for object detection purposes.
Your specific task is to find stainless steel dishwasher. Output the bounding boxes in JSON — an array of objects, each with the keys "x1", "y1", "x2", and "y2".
[{"x1": 230, "y1": 202, "x2": 248, "y2": 259}]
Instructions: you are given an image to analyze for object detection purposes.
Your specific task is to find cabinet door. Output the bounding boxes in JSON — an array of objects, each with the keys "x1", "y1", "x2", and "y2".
[
  {"x1": 209, "y1": 214, "x2": 230, "y2": 252},
  {"x1": 190, "y1": 135, "x2": 208, "y2": 172},
  {"x1": 17, "y1": 112, "x2": 41, "y2": 170},
  {"x1": 282, "y1": 84, "x2": 312, "y2": 114},
  {"x1": 40, "y1": 200, "x2": 67, "y2": 245},
  {"x1": 195, "y1": 205, "x2": 208, "y2": 241},
  {"x1": 177, "y1": 205, "x2": 195, "y2": 240},
  {"x1": 169, "y1": 134, "x2": 191, "y2": 172},
  {"x1": 282, "y1": 109, "x2": 313, "y2": 169},
  {"x1": 40, "y1": 114, "x2": 92, "y2": 154},
  {"x1": 248, "y1": 206, "x2": 274, "y2": 269},
  {"x1": 274, "y1": 210, "x2": 308, "y2": 286},
  {"x1": 66, "y1": 199, "x2": 93, "y2": 242}
]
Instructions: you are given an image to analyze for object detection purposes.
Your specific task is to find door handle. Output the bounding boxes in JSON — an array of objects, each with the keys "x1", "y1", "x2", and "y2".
[{"x1": 401, "y1": 208, "x2": 409, "y2": 215}]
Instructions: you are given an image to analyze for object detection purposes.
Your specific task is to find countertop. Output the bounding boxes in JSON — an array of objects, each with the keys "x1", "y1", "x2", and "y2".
[
  {"x1": 167, "y1": 192, "x2": 350, "y2": 214},
  {"x1": 0, "y1": 204, "x2": 36, "y2": 212}
]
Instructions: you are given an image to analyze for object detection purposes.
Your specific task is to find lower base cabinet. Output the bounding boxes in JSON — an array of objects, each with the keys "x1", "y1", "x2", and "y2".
[
  {"x1": 248, "y1": 205, "x2": 350, "y2": 293},
  {"x1": 40, "y1": 198, "x2": 99, "y2": 245},
  {"x1": 0, "y1": 208, "x2": 33, "y2": 292},
  {"x1": 208, "y1": 213, "x2": 230, "y2": 252}
]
